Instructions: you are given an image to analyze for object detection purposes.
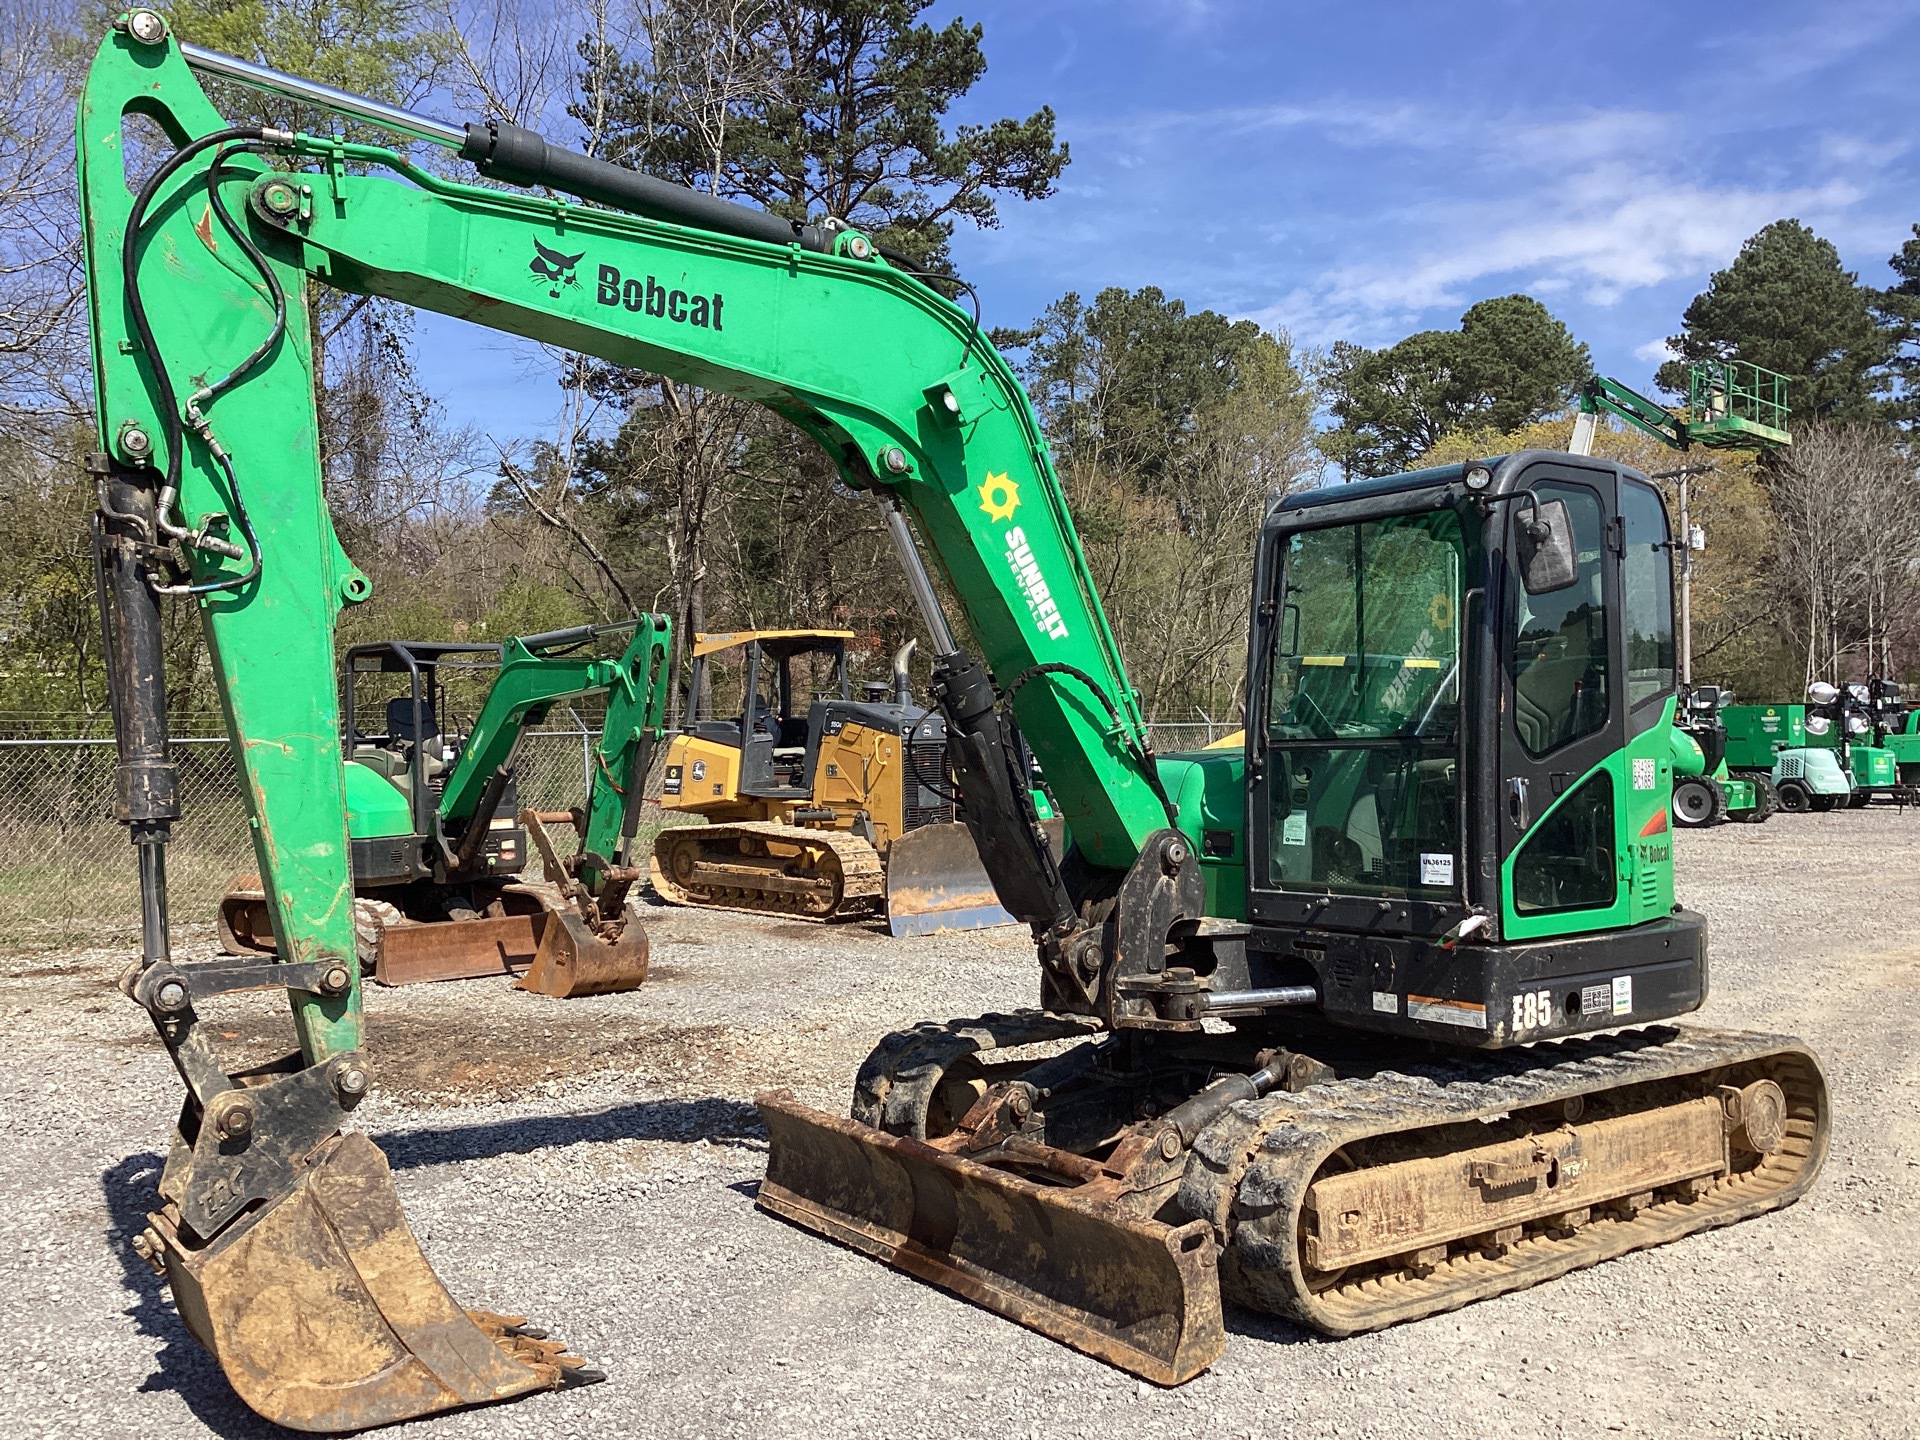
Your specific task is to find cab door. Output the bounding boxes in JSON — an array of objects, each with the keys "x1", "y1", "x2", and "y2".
[{"x1": 1497, "y1": 461, "x2": 1632, "y2": 940}]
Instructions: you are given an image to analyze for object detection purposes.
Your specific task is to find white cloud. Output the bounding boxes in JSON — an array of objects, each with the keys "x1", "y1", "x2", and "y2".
[
  {"x1": 1635, "y1": 338, "x2": 1679, "y2": 365},
  {"x1": 1322, "y1": 169, "x2": 1865, "y2": 316}
]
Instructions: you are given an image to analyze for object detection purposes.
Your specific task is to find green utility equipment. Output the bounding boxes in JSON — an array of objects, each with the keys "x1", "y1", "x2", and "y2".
[
  {"x1": 83, "y1": 20, "x2": 1827, "y2": 1431},
  {"x1": 216, "y1": 621, "x2": 671, "y2": 992},
  {"x1": 1670, "y1": 686, "x2": 1775, "y2": 826},
  {"x1": 1723, "y1": 687, "x2": 1901, "y2": 811},
  {"x1": 1864, "y1": 679, "x2": 1920, "y2": 787},
  {"x1": 1570, "y1": 363, "x2": 1791, "y2": 456}
]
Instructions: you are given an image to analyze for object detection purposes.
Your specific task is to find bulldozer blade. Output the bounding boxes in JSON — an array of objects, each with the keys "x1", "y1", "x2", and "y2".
[
  {"x1": 152, "y1": 1131, "x2": 583, "y2": 1432},
  {"x1": 754, "y1": 1089, "x2": 1224, "y2": 1386},
  {"x1": 513, "y1": 908, "x2": 650, "y2": 998},
  {"x1": 883, "y1": 822, "x2": 1018, "y2": 937}
]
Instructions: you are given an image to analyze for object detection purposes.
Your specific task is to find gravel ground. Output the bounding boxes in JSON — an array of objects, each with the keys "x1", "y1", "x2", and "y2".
[{"x1": 4, "y1": 809, "x2": 1918, "y2": 1439}]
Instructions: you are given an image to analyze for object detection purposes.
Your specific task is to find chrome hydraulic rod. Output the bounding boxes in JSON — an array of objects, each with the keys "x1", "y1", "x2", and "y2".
[
  {"x1": 180, "y1": 42, "x2": 466, "y2": 149},
  {"x1": 884, "y1": 499, "x2": 959, "y2": 658}
]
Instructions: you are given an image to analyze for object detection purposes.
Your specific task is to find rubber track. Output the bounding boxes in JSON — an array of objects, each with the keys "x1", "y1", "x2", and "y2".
[
  {"x1": 851, "y1": 1010, "x2": 1105, "y2": 1139},
  {"x1": 1178, "y1": 1024, "x2": 1828, "y2": 1335},
  {"x1": 653, "y1": 821, "x2": 884, "y2": 921}
]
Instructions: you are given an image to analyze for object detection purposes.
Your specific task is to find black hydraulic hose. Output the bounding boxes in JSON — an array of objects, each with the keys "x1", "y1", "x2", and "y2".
[
  {"x1": 122, "y1": 127, "x2": 259, "y2": 504},
  {"x1": 122, "y1": 128, "x2": 277, "y2": 598},
  {"x1": 1000, "y1": 662, "x2": 1180, "y2": 826}
]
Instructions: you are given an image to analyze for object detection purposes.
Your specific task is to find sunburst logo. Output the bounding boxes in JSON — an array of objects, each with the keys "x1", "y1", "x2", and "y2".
[{"x1": 977, "y1": 471, "x2": 1019, "y2": 522}]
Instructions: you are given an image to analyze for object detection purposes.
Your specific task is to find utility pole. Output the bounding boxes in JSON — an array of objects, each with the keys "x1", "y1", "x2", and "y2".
[{"x1": 1652, "y1": 465, "x2": 1712, "y2": 687}]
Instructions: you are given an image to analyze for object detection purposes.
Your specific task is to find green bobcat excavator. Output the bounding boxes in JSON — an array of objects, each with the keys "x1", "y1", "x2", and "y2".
[
  {"x1": 82, "y1": 18, "x2": 1827, "y2": 1431},
  {"x1": 216, "y1": 620, "x2": 672, "y2": 994}
]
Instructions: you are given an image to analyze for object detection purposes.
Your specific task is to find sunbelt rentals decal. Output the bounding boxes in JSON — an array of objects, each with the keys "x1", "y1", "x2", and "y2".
[{"x1": 976, "y1": 471, "x2": 1069, "y2": 642}]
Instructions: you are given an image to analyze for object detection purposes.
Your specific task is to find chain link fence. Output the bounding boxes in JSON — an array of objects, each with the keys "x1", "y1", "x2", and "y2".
[
  {"x1": 1, "y1": 711, "x2": 1240, "y2": 954},
  {"x1": 0, "y1": 729, "x2": 601, "y2": 954}
]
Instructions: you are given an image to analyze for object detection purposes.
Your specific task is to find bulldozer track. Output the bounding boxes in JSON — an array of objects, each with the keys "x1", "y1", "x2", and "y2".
[
  {"x1": 1181, "y1": 1025, "x2": 1828, "y2": 1335},
  {"x1": 652, "y1": 821, "x2": 885, "y2": 922}
]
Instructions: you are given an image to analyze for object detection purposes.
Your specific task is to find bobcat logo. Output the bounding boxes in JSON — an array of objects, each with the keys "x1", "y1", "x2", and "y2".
[{"x1": 530, "y1": 238, "x2": 586, "y2": 298}]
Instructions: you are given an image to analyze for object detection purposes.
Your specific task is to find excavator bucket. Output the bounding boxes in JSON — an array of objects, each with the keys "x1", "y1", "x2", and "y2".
[
  {"x1": 149, "y1": 1131, "x2": 590, "y2": 1432},
  {"x1": 514, "y1": 906, "x2": 650, "y2": 998},
  {"x1": 754, "y1": 1090, "x2": 1224, "y2": 1386},
  {"x1": 883, "y1": 822, "x2": 1019, "y2": 937}
]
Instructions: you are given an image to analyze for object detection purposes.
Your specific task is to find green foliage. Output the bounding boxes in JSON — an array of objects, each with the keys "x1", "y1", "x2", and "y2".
[
  {"x1": 1320, "y1": 295, "x2": 1590, "y2": 478},
  {"x1": 1000, "y1": 287, "x2": 1316, "y2": 719},
  {"x1": 1657, "y1": 220, "x2": 1893, "y2": 423},
  {"x1": 578, "y1": 0, "x2": 1068, "y2": 270},
  {"x1": 1876, "y1": 223, "x2": 1920, "y2": 426}
]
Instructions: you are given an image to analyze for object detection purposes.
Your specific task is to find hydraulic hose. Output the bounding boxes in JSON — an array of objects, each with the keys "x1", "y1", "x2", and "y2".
[{"x1": 122, "y1": 127, "x2": 285, "y2": 597}]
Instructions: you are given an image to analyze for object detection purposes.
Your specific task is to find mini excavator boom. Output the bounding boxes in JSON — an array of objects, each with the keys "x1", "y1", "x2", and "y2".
[{"x1": 82, "y1": 15, "x2": 1827, "y2": 1430}]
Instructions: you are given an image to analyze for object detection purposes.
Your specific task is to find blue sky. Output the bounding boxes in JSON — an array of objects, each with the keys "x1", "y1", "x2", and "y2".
[{"x1": 415, "y1": 0, "x2": 1920, "y2": 443}]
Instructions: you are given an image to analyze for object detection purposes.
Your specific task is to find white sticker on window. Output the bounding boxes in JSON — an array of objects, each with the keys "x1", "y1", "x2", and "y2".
[
  {"x1": 1419, "y1": 852, "x2": 1454, "y2": 886},
  {"x1": 1632, "y1": 757, "x2": 1657, "y2": 791},
  {"x1": 1372, "y1": 991, "x2": 1398, "y2": 1014},
  {"x1": 1612, "y1": 975, "x2": 1633, "y2": 1016},
  {"x1": 1282, "y1": 812, "x2": 1308, "y2": 846}
]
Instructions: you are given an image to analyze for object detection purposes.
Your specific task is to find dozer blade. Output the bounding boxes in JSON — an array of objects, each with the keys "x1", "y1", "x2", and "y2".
[
  {"x1": 883, "y1": 822, "x2": 1018, "y2": 937},
  {"x1": 514, "y1": 907, "x2": 650, "y2": 998},
  {"x1": 375, "y1": 914, "x2": 535, "y2": 986},
  {"x1": 152, "y1": 1131, "x2": 591, "y2": 1432},
  {"x1": 755, "y1": 1089, "x2": 1224, "y2": 1386},
  {"x1": 215, "y1": 875, "x2": 274, "y2": 957}
]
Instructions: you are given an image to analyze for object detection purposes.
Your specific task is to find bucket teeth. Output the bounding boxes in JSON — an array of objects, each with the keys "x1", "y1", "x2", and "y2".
[{"x1": 155, "y1": 1132, "x2": 595, "y2": 1431}]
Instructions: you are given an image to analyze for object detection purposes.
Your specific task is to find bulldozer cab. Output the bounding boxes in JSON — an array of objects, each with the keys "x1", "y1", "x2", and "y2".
[{"x1": 683, "y1": 630, "x2": 853, "y2": 799}]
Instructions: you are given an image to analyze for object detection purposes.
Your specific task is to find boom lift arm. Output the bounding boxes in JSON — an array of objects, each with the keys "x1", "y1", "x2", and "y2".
[{"x1": 84, "y1": 18, "x2": 1176, "y2": 1428}]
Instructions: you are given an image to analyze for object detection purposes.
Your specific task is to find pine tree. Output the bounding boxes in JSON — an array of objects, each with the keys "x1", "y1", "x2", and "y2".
[{"x1": 1657, "y1": 220, "x2": 1892, "y2": 423}]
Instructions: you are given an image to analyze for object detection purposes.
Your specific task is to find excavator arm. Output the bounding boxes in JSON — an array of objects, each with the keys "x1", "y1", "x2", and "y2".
[
  {"x1": 82, "y1": 18, "x2": 1190, "y2": 1427},
  {"x1": 435, "y1": 617, "x2": 671, "y2": 870}
]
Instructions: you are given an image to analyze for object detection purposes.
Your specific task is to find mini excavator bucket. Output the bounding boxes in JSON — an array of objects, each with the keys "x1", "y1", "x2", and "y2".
[
  {"x1": 754, "y1": 1090, "x2": 1224, "y2": 1385},
  {"x1": 513, "y1": 904, "x2": 651, "y2": 998},
  {"x1": 146, "y1": 1132, "x2": 592, "y2": 1431}
]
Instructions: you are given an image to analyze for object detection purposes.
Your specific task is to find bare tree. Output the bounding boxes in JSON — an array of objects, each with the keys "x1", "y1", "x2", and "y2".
[
  {"x1": 1767, "y1": 424, "x2": 1920, "y2": 685},
  {"x1": 0, "y1": 0, "x2": 88, "y2": 440}
]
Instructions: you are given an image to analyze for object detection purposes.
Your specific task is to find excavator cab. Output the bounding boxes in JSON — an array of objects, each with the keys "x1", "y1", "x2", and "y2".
[{"x1": 341, "y1": 640, "x2": 527, "y2": 881}]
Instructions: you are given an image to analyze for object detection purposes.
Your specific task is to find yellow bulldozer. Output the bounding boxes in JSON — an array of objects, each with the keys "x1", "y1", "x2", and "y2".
[{"x1": 651, "y1": 630, "x2": 1042, "y2": 934}]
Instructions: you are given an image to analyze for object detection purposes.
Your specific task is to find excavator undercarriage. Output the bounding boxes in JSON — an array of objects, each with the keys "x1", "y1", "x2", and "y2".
[{"x1": 760, "y1": 1019, "x2": 1825, "y2": 1382}]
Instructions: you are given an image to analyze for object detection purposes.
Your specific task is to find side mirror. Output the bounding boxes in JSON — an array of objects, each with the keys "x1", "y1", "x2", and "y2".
[{"x1": 1517, "y1": 498, "x2": 1579, "y2": 594}]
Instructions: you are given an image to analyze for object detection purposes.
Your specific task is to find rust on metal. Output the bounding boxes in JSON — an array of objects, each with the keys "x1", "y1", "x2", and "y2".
[
  {"x1": 152, "y1": 1131, "x2": 585, "y2": 1432},
  {"x1": 514, "y1": 906, "x2": 650, "y2": 997},
  {"x1": 652, "y1": 821, "x2": 884, "y2": 921},
  {"x1": 755, "y1": 1088, "x2": 1225, "y2": 1386},
  {"x1": 1301, "y1": 1094, "x2": 1730, "y2": 1270}
]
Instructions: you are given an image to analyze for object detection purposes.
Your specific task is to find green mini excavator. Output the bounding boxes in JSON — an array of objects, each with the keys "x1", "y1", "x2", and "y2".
[
  {"x1": 82, "y1": 17, "x2": 1827, "y2": 1431},
  {"x1": 215, "y1": 619, "x2": 672, "y2": 993}
]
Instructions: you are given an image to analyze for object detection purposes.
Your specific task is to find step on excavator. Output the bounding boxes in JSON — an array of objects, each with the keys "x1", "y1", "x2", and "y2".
[
  {"x1": 652, "y1": 629, "x2": 1051, "y2": 934},
  {"x1": 81, "y1": 19, "x2": 1828, "y2": 1430},
  {"x1": 218, "y1": 621, "x2": 670, "y2": 992}
]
